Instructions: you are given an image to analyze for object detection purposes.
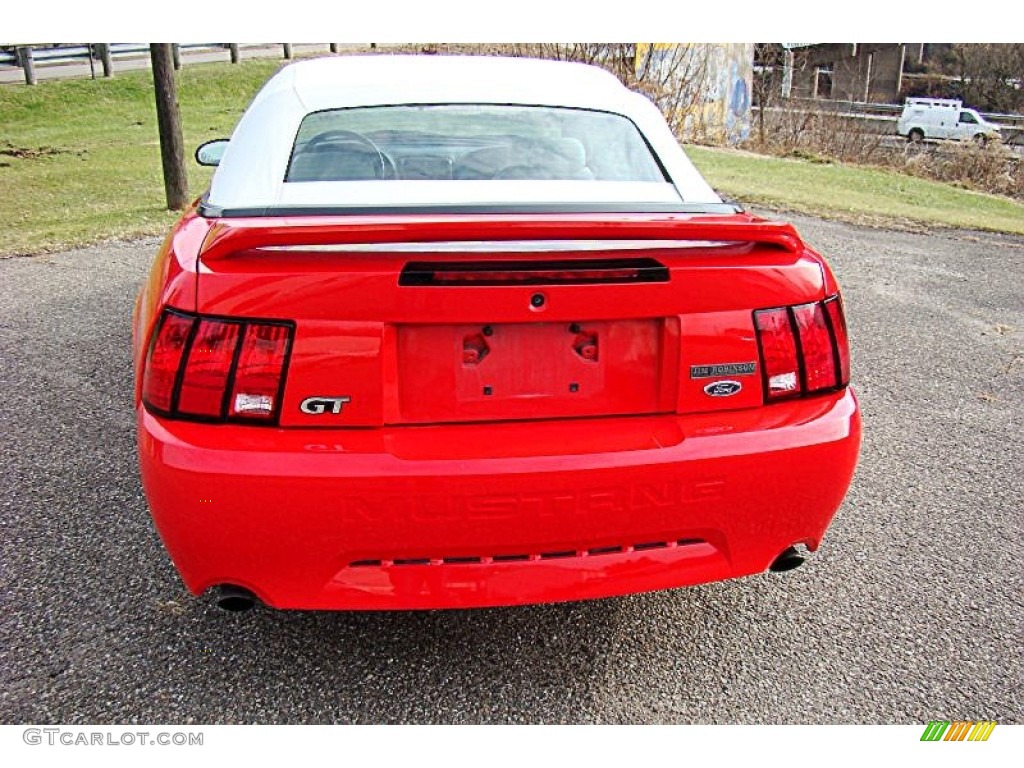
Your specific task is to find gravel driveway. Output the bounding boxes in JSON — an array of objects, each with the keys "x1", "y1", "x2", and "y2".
[{"x1": 1, "y1": 214, "x2": 1021, "y2": 723}]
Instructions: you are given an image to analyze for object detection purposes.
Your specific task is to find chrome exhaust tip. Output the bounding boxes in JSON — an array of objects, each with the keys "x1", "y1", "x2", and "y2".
[
  {"x1": 769, "y1": 546, "x2": 807, "y2": 573},
  {"x1": 215, "y1": 584, "x2": 259, "y2": 612}
]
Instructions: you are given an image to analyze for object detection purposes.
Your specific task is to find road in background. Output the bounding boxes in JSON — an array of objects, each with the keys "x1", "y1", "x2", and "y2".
[
  {"x1": 7, "y1": 49, "x2": 1021, "y2": 155},
  {"x1": 0, "y1": 215, "x2": 1021, "y2": 723},
  {"x1": 0, "y1": 43, "x2": 365, "y2": 84}
]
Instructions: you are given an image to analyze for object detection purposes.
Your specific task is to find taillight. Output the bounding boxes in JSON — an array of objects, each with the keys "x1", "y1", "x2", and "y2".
[
  {"x1": 754, "y1": 294, "x2": 850, "y2": 403},
  {"x1": 142, "y1": 309, "x2": 293, "y2": 424},
  {"x1": 228, "y1": 324, "x2": 291, "y2": 421},
  {"x1": 142, "y1": 312, "x2": 194, "y2": 413},
  {"x1": 824, "y1": 296, "x2": 850, "y2": 387},
  {"x1": 792, "y1": 302, "x2": 837, "y2": 391},
  {"x1": 753, "y1": 307, "x2": 800, "y2": 400},
  {"x1": 177, "y1": 320, "x2": 241, "y2": 417}
]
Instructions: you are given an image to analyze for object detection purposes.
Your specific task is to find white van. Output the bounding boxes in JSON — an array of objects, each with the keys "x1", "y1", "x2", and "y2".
[{"x1": 896, "y1": 98, "x2": 1001, "y2": 144}]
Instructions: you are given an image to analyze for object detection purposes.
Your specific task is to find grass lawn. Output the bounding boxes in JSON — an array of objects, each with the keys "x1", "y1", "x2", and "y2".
[
  {"x1": 686, "y1": 145, "x2": 1024, "y2": 236},
  {"x1": 0, "y1": 60, "x2": 279, "y2": 256},
  {"x1": 1, "y1": 59, "x2": 1023, "y2": 256}
]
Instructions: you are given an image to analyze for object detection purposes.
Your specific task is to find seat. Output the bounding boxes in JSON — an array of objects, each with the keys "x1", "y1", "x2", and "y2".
[
  {"x1": 454, "y1": 137, "x2": 593, "y2": 180},
  {"x1": 288, "y1": 143, "x2": 382, "y2": 182}
]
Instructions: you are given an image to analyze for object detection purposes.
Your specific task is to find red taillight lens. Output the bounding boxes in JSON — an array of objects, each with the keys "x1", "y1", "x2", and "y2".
[
  {"x1": 228, "y1": 324, "x2": 291, "y2": 421},
  {"x1": 142, "y1": 311, "x2": 195, "y2": 412},
  {"x1": 177, "y1": 320, "x2": 241, "y2": 417},
  {"x1": 824, "y1": 296, "x2": 850, "y2": 387},
  {"x1": 142, "y1": 309, "x2": 292, "y2": 424},
  {"x1": 753, "y1": 307, "x2": 801, "y2": 400},
  {"x1": 754, "y1": 294, "x2": 850, "y2": 403},
  {"x1": 792, "y1": 302, "x2": 838, "y2": 391}
]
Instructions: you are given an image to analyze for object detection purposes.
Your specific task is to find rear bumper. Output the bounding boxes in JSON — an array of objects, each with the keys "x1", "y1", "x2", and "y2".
[{"x1": 137, "y1": 389, "x2": 861, "y2": 610}]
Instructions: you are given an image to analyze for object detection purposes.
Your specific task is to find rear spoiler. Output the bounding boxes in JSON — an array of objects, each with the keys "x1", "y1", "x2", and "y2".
[{"x1": 198, "y1": 213, "x2": 804, "y2": 262}]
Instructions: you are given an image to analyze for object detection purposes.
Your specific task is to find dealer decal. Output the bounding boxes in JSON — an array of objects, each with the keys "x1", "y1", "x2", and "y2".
[{"x1": 690, "y1": 362, "x2": 757, "y2": 379}]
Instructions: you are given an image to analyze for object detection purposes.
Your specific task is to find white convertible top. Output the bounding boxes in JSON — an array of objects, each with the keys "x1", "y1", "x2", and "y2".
[{"x1": 206, "y1": 55, "x2": 722, "y2": 212}]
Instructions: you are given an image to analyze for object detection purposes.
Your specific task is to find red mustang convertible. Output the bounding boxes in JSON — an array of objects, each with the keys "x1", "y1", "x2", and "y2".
[{"x1": 133, "y1": 55, "x2": 860, "y2": 611}]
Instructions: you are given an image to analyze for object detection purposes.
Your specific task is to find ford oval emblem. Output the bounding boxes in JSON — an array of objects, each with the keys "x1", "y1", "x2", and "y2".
[{"x1": 704, "y1": 380, "x2": 742, "y2": 397}]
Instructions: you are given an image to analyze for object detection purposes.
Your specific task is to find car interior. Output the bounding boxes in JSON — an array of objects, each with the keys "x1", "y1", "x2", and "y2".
[{"x1": 286, "y1": 130, "x2": 596, "y2": 182}]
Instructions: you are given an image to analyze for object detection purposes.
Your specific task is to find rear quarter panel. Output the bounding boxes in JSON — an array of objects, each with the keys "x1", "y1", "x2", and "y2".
[{"x1": 132, "y1": 208, "x2": 211, "y2": 404}]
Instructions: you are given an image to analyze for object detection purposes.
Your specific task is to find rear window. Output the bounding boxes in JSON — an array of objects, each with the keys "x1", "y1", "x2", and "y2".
[{"x1": 285, "y1": 105, "x2": 666, "y2": 183}]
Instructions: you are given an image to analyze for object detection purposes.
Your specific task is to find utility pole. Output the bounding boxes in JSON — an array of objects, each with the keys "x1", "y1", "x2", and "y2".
[
  {"x1": 283, "y1": 43, "x2": 293, "y2": 59},
  {"x1": 150, "y1": 44, "x2": 188, "y2": 211}
]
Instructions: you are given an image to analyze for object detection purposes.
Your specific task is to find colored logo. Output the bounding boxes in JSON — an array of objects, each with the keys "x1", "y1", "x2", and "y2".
[
  {"x1": 704, "y1": 380, "x2": 742, "y2": 397},
  {"x1": 920, "y1": 721, "x2": 997, "y2": 741}
]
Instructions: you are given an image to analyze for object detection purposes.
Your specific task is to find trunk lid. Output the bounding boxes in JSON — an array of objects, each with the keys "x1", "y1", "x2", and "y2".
[{"x1": 195, "y1": 213, "x2": 825, "y2": 427}]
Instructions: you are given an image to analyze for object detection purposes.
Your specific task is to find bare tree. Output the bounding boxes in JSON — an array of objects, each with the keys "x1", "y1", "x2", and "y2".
[
  {"x1": 510, "y1": 43, "x2": 635, "y2": 82},
  {"x1": 632, "y1": 44, "x2": 717, "y2": 137},
  {"x1": 512, "y1": 43, "x2": 715, "y2": 139},
  {"x1": 752, "y1": 43, "x2": 786, "y2": 148},
  {"x1": 953, "y1": 44, "x2": 1024, "y2": 113}
]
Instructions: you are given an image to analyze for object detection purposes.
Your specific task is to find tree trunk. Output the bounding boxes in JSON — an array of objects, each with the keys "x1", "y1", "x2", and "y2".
[
  {"x1": 229, "y1": 44, "x2": 240, "y2": 64},
  {"x1": 150, "y1": 44, "x2": 189, "y2": 211},
  {"x1": 17, "y1": 46, "x2": 36, "y2": 86},
  {"x1": 283, "y1": 43, "x2": 293, "y2": 60},
  {"x1": 172, "y1": 44, "x2": 181, "y2": 71},
  {"x1": 98, "y1": 44, "x2": 113, "y2": 77}
]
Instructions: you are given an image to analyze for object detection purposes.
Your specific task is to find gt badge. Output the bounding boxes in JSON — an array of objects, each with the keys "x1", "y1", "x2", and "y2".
[
  {"x1": 300, "y1": 396, "x2": 351, "y2": 415},
  {"x1": 704, "y1": 380, "x2": 742, "y2": 397}
]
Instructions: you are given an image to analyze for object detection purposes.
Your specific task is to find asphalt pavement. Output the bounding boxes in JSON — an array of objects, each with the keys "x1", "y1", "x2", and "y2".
[{"x1": 0, "y1": 215, "x2": 1021, "y2": 723}]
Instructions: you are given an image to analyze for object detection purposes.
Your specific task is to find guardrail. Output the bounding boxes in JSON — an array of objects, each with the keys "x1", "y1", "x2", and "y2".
[
  {"x1": 0, "y1": 43, "x2": 230, "y2": 67},
  {"x1": 0, "y1": 43, "x2": 350, "y2": 83},
  {"x1": 752, "y1": 104, "x2": 1023, "y2": 146},
  {"x1": 777, "y1": 96, "x2": 1024, "y2": 129},
  {"x1": 8, "y1": 45, "x2": 1024, "y2": 136}
]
